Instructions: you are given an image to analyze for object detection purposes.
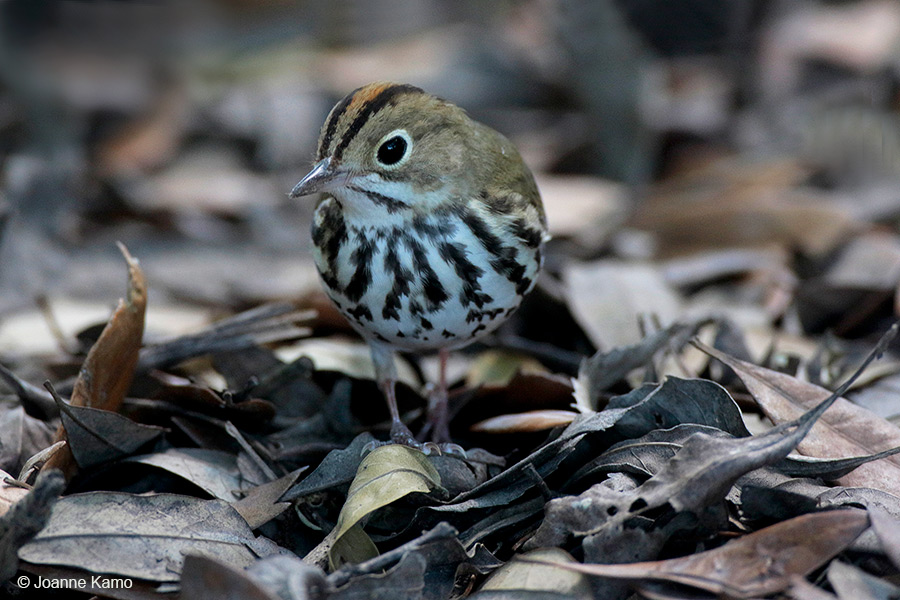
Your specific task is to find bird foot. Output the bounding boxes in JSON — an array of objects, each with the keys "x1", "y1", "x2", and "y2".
[{"x1": 361, "y1": 421, "x2": 466, "y2": 457}]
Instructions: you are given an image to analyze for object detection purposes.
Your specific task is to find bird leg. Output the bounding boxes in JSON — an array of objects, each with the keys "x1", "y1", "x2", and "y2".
[
  {"x1": 381, "y1": 377, "x2": 420, "y2": 447},
  {"x1": 422, "y1": 349, "x2": 465, "y2": 456},
  {"x1": 367, "y1": 342, "x2": 461, "y2": 455},
  {"x1": 368, "y1": 342, "x2": 437, "y2": 453},
  {"x1": 425, "y1": 348, "x2": 451, "y2": 444}
]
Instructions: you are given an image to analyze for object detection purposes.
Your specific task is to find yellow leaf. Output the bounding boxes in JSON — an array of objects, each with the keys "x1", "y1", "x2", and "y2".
[
  {"x1": 329, "y1": 523, "x2": 379, "y2": 571},
  {"x1": 465, "y1": 350, "x2": 546, "y2": 388},
  {"x1": 327, "y1": 445, "x2": 441, "y2": 569}
]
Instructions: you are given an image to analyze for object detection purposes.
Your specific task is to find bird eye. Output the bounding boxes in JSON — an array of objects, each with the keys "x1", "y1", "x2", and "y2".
[{"x1": 375, "y1": 130, "x2": 412, "y2": 168}]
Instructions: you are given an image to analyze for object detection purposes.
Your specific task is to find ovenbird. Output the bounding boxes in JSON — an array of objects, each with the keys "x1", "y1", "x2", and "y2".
[{"x1": 291, "y1": 82, "x2": 547, "y2": 451}]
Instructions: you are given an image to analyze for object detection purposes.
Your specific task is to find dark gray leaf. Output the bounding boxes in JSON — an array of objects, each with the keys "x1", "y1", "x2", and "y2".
[
  {"x1": 531, "y1": 378, "x2": 848, "y2": 552},
  {"x1": 246, "y1": 554, "x2": 328, "y2": 600},
  {"x1": 778, "y1": 446, "x2": 900, "y2": 480},
  {"x1": 736, "y1": 484, "x2": 819, "y2": 522},
  {"x1": 179, "y1": 554, "x2": 282, "y2": 600},
  {"x1": 123, "y1": 448, "x2": 241, "y2": 501},
  {"x1": 212, "y1": 345, "x2": 283, "y2": 393},
  {"x1": 567, "y1": 424, "x2": 730, "y2": 488},
  {"x1": 735, "y1": 467, "x2": 831, "y2": 509},
  {"x1": 250, "y1": 354, "x2": 328, "y2": 420},
  {"x1": 138, "y1": 302, "x2": 311, "y2": 372},
  {"x1": 0, "y1": 363, "x2": 57, "y2": 420},
  {"x1": 428, "y1": 449, "x2": 504, "y2": 500},
  {"x1": 330, "y1": 522, "x2": 499, "y2": 600},
  {"x1": 578, "y1": 323, "x2": 689, "y2": 408},
  {"x1": 329, "y1": 552, "x2": 426, "y2": 600},
  {"x1": 280, "y1": 433, "x2": 375, "y2": 501},
  {"x1": 583, "y1": 526, "x2": 668, "y2": 600},
  {"x1": 417, "y1": 411, "x2": 627, "y2": 522},
  {"x1": 603, "y1": 384, "x2": 656, "y2": 409},
  {"x1": 56, "y1": 397, "x2": 166, "y2": 469},
  {"x1": 636, "y1": 405, "x2": 828, "y2": 515},
  {"x1": 19, "y1": 492, "x2": 265, "y2": 582},
  {"x1": 0, "y1": 405, "x2": 54, "y2": 475},
  {"x1": 459, "y1": 497, "x2": 545, "y2": 548},
  {"x1": 0, "y1": 470, "x2": 64, "y2": 581},
  {"x1": 608, "y1": 377, "x2": 750, "y2": 439}
]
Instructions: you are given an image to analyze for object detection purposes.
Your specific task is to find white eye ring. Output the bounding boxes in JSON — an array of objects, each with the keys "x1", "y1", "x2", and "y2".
[{"x1": 374, "y1": 129, "x2": 413, "y2": 169}]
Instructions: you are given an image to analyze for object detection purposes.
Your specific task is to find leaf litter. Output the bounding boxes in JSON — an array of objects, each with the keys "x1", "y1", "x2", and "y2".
[
  {"x1": 7, "y1": 303, "x2": 900, "y2": 598},
  {"x1": 5, "y1": 5, "x2": 900, "y2": 599}
]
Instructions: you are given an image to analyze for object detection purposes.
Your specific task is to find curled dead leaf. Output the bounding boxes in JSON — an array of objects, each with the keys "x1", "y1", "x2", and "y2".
[
  {"x1": 42, "y1": 243, "x2": 147, "y2": 480},
  {"x1": 527, "y1": 509, "x2": 868, "y2": 598},
  {"x1": 699, "y1": 339, "x2": 900, "y2": 496},
  {"x1": 470, "y1": 409, "x2": 577, "y2": 433}
]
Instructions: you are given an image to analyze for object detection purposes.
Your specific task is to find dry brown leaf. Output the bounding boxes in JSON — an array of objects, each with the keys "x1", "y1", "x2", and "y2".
[
  {"x1": 536, "y1": 174, "x2": 628, "y2": 245},
  {"x1": 563, "y1": 260, "x2": 682, "y2": 349},
  {"x1": 320, "y1": 28, "x2": 458, "y2": 93},
  {"x1": 530, "y1": 509, "x2": 868, "y2": 599},
  {"x1": 70, "y1": 243, "x2": 146, "y2": 411},
  {"x1": 127, "y1": 146, "x2": 280, "y2": 214},
  {"x1": 659, "y1": 246, "x2": 789, "y2": 288},
  {"x1": 94, "y1": 86, "x2": 188, "y2": 178},
  {"x1": 42, "y1": 243, "x2": 147, "y2": 480},
  {"x1": 638, "y1": 193, "x2": 857, "y2": 257},
  {"x1": 763, "y1": 0, "x2": 900, "y2": 89},
  {"x1": 699, "y1": 342, "x2": 900, "y2": 495},
  {"x1": 827, "y1": 232, "x2": 900, "y2": 290},
  {"x1": 470, "y1": 409, "x2": 577, "y2": 433},
  {"x1": 232, "y1": 469, "x2": 305, "y2": 529},
  {"x1": 631, "y1": 158, "x2": 857, "y2": 257}
]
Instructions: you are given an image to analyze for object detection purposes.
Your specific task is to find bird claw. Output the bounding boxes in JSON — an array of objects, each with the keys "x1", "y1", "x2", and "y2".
[
  {"x1": 359, "y1": 438, "x2": 440, "y2": 456},
  {"x1": 437, "y1": 442, "x2": 467, "y2": 458},
  {"x1": 421, "y1": 442, "x2": 442, "y2": 455},
  {"x1": 361, "y1": 439, "x2": 386, "y2": 456},
  {"x1": 359, "y1": 429, "x2": 467, "y2": 458}
]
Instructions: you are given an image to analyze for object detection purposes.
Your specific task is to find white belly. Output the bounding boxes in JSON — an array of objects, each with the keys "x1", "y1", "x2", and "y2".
[{"x1": 311, "y1": 199, "x2": 541, "y2": 352}]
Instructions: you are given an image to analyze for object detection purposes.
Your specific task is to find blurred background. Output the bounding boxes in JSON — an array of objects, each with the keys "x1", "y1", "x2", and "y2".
[{"x1": 1, "y1": 0, "x2": 900, "y2": 357}]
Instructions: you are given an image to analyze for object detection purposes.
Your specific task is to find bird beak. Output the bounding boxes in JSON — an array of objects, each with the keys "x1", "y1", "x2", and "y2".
[{"x1": 290, "y1": 157, "x2": 346, "y2": 198}]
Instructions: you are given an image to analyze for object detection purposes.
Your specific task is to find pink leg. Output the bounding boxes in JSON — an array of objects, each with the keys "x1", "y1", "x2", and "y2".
[
  {"x1": 369, "y1": 342, "x2": 458, "y2": 454},
  {"x1": 426, "y1": 348, "x2": 451, "y2": 444}
]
